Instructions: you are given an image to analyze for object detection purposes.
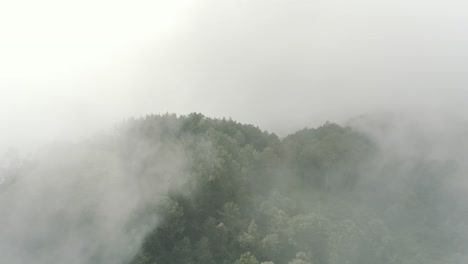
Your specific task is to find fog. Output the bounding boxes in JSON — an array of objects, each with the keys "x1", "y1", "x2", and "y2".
[
  {"x1": 0, "y1": 119, "x2": 202, "y2": 264},
  {"x1": 1, "y1": 0, "x2": 468, "y2": 153},
  {"x1": 1, "y1": 0, "x2": 468, "y2": 263}
]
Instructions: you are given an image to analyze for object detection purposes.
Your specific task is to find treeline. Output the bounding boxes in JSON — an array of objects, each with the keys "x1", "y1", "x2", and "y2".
[{"x1": 124, "y1": 113, "x2": 464, "y2": 264}]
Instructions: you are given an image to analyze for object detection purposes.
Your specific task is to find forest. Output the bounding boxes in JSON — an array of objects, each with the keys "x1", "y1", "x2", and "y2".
[
  {"x1": 2, "y1": 0, "x2": 466, "y2": 263},
  {"x1": 124, "y1": 113, "x2": 465, "y2": 264},
  {"x1": 1, "y1": 113, "x2": 466, "y2": 264}
]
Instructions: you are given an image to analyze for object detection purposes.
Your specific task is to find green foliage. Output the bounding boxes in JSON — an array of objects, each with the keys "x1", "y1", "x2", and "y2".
[
  {"x1": 288, "y1": 252, "x2": 312, "y2": 264},
  {"x1": 193, "y1": 237, "x2": 215, "y2": 264},
  {"x1": 234, "y1": 252, "x2": 260, "y2": 264},
  {"x1": 124, "y1": 113, "x2": 462, "y2": 264}
]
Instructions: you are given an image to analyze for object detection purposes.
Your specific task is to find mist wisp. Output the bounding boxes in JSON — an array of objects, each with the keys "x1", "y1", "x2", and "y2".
[{"x1": 0, "y1": 119, "x2": 194, "y2": 264}]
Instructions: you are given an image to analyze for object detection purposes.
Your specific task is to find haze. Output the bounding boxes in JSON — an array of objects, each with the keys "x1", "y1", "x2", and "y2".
[
  {"x1": 2, "y1": 1, "x2": 468, "y2": 263},
  {"x1": 1, "y1": 0, "x2": 468, "y2": 150}
]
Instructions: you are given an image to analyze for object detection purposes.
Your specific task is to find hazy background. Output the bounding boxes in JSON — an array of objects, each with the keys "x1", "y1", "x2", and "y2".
[
  {"x1": 1, "y1": 0, "x2": 468, "y2": 153},
  {"x1": 1, "y1": 1, "x2": 468, "y2": 263}
]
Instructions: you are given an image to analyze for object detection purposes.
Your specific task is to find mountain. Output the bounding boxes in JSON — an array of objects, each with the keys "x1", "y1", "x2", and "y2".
[{"x1": 1, "y1": 113, "x2": 466, "y2": 264}]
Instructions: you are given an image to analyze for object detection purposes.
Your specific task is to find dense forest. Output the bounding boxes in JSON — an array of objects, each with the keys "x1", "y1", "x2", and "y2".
[
  {"x1": 122, "y1": 113, "x2": 465, "y2": 264},
  {"x1": 1, "y1": 113, "x2": 466, "y2": 264}
]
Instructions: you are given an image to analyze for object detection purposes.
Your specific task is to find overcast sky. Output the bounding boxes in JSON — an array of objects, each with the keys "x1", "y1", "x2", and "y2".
[{"x1": 1, "y1": 0, "x2": 468, "y2": 152}]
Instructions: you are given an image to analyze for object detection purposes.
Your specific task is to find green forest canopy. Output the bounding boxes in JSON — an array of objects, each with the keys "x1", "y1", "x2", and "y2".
[
  {"x1": 2, "y1": 113, "x2": 465, "y2": 264},
  {"x1": 124, "y1": 113, "x2": 466, "y2": 264}
]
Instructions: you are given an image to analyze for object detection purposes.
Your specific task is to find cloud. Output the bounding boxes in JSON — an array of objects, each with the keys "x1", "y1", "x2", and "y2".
[
  {"x1": 1, "y1": 0, "x2": 468, "y2": 152},
  {"x1": 0, "y1": 122, "x2": 192, "y2": 264}
]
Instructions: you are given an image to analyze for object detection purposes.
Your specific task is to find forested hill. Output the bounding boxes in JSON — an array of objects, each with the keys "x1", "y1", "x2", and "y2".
[
  {"x1": 126, "y1": 113, "x2": 465, "y2": 264},
  {"x1": 1, "y1": 113, "x2": 465, "y2": 264}
]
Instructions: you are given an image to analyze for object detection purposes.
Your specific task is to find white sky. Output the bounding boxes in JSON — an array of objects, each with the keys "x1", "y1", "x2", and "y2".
[{"x1": 1, "y1": 0, "x2": 468, "y2": 152}]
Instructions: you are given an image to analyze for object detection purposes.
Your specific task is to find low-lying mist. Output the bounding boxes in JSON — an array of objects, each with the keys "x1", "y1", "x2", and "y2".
[
  {"x1": 0, "y1": 118, "x2": 199, "y2": 264},
  {"x1": 1, "y1": 113, "x2": 467, "y2": 264},
  {"x1": 1, "y1": 0, "x2": 468, "y2": 263}
]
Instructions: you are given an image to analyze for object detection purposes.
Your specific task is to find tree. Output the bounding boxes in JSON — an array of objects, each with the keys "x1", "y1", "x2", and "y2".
[
  {"x1": 288, "y1": 252, "x2": 312, "y2": 264},
  {"x1": 234, "y1": 252, "x2": 260, "y2": 264},
  {"x1": 172, "y1": 237, "x2": 193, "y2": 264},
  {"x1": 194, "y1": 237, "x2": 215, "y2": 264}
]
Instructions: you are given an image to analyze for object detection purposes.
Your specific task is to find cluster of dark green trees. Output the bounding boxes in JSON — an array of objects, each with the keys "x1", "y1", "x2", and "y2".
[{"x1": 123, "y1": 113, "x2": 465, "y2": 264}]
